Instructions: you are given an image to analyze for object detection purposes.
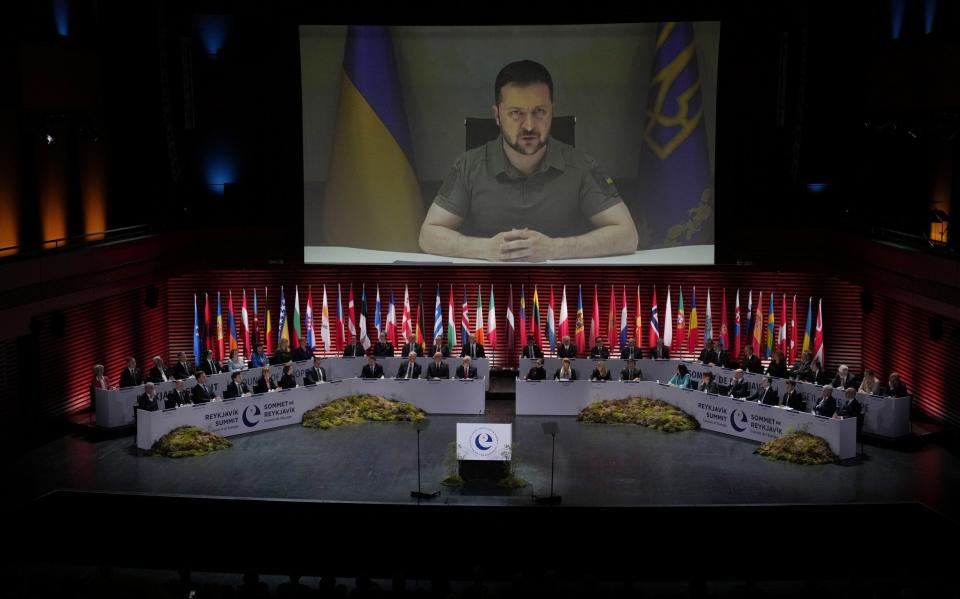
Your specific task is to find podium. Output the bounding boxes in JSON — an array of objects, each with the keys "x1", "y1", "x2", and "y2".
[{"x1": 456, "y1": 423, "x2": 512, "y2": 487}]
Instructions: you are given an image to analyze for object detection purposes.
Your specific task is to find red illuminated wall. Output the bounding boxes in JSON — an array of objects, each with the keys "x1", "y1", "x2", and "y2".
[
  {"x1": 863, "y1": 294, "x2": 960, "y2": 428},
  {"x1": 33, "y1": 285, "x2": 168, "y2": 419}
]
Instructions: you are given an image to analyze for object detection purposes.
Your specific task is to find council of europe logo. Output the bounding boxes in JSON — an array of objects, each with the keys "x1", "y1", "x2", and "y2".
[
  {"x1": 730, "y1": 409, "x2": 748, "y2": 432},
  {"x1": 469, "y1": 427, "x2": 498, "y2": 457},
  {"x1": 242, "y1": 405, "x2": 262, "y2": 428}
]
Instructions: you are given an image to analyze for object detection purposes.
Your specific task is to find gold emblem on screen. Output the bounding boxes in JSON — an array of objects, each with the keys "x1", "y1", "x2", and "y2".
[{"x1": 643, "y1": 25, "x2": 704, "y2": 161}]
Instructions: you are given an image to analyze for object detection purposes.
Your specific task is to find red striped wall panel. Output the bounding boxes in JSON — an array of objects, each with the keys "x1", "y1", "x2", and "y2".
[
  {"x1": 863, "y1": 294, "x2": 959, "y2": 427},
  {"x1": 34, "y1": 285, "x2": 168, "y2": 418}
]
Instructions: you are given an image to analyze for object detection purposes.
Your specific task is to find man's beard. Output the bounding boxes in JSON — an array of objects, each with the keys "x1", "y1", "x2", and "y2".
[{"x1": 503, "y1": 127, "x2": 547, "y2": 155}]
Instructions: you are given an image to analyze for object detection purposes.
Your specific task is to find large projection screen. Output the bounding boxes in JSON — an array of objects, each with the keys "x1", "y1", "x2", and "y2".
[{"x1": 302, "y1": 23, "x2": 719, "y2": 264}]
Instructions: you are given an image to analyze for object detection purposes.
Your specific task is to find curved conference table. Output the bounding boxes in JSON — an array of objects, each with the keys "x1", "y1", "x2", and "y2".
[
  {"x1": 97, "y1": 356, "x2": 489, "y2": 429},
  {"x1": 136, "y1": 376, "x2": 486, "y2": 450},
  {"x1": 519, "y1": 357, "x2": 911, "y2": 439}
]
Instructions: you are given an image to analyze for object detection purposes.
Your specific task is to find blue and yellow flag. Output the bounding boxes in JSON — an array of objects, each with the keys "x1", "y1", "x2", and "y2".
[
  {"x1": 766, "y1": 292, "x2": 775, "y2": 358},
  {"x1": 639, "y1": 22, "x2": 714, "y2": 247},
  {"x1": 324, "y1": 26, "x2": 424, "y2": 251}
]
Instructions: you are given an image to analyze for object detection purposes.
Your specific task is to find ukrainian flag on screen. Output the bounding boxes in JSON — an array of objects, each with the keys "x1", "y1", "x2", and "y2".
[
  {"x1": 323, "y1": 26, "x2": 424, "y2": 252},
  {"x1": 638, "y1": 22, "x2": 714, "y2": 248}
]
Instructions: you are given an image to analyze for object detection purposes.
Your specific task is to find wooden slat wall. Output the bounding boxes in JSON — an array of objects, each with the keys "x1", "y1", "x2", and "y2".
[
  {"x1": 863, "y1": 294, "x2": 959, "y2": 427},
  {"x1": 166, "y1": 267, "x2": 862, "y2": 373}
]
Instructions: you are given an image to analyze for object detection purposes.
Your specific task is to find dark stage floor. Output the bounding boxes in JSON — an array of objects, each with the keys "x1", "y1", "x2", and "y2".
[{"x1": 9, "y1": 399, "x2": 960, "y2": 519}]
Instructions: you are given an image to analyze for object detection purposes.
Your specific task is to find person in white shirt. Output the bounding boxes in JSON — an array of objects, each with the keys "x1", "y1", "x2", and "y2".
[{"x1": 553, "y1": 358, "x2": 577, "y2": 381}]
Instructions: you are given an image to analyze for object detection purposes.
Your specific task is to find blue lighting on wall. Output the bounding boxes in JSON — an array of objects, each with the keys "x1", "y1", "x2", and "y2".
[
  {"x1": 890, "y1": 0, "x2": 906, "y2": 39},
  {"x1": 204, "y1": 145, "x2": 236, "y2": 195},
  {"x1": 806, "y1": 183, "x2": 829, "y2": 194},
  {"x1": 194, "y1": 15, "x2": 231, "y2": 56},
  {"x1": 53, "y1": 0, "x2": 69, "y2": 36},
  {"x1": 925, "y1": 0, "x2": 938, "y2": 34}
]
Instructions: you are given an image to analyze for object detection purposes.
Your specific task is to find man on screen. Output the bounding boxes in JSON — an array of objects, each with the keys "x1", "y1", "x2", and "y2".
[{"x1": 418, "y1": 60, "x2": 639, "y2": 262}]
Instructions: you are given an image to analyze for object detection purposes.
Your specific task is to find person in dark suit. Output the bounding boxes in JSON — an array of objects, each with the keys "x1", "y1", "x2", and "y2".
[
  {"x1": 835, "y1": 387, "x2": 862, "y2": 419},
  {"x1": 781, "y1": 379, "x2": 806, "y2": 411},
  {"x1": 343, "y1": 334, "x2": 365, "y2": 358},
  {"x1": 279, "y1": 363, "x2": 297, "y2": 389},
  {"x1": 400, "y1": 335, "x2": 424, "y2": 358},
  {"x1": 765, "y1": 350, "x2": 788, "y2": 379},
  {"x1": 428, "y1": 335, "x2": 450, "y2": 358},
  {"x1": 223, "y1": 371, "x2": 250, "y2": 399},
  {"x1": 715, "y1": 340, "x2": 732, "y2": 369},
  {"x1": 620, "y1": 358, "x2": 642, "y2": 381},
  {"x1": 809, "y1": 359, "x2": 828, "y2": 385},
  {"x1": 814, "y1": 385, "x2": 837, "y2": 417},
  {"x1": 148, "y1": 356, "x2": 170, "y2": 384},
  {"x1": 740, "y1": 346, "x2": 763, "y2": 374},
  {"x1": 521, "y1": 338, "x2": 543, "y2": 359},
  {"x1": 137, "y1": 382, "x2": 163, "y2": 412},
  {"x1": 374, "y1": 337, "x2": 395, "y2": 357},
  {"x1": 557, "y1": 335, "x2": 577, "y2": 359},
  {"x1": 749, "y1": 377, "x2": 779, "y2": 405},
  {"x1": 396, "y1": 352, "x2": 422, "y2": 379},
  {"x1": 361, "y1": 355, "x2": 384, "y2": 379},
  {"x1": 884, "y1": 372, "x2": 909, "y2": 397},
  {"x1": 199, "y1": 350, "x2": 220, "y2": 377},
  {"x1": 272, "y1": 338, "x2": 293, "y2": 365},
  {"x1": 303, "y1": 356, "x2": 327, "y2": 385},
  {"x1": 727, "y1": 369, "x2": 750, "y2": 399},
  {"x1": 192, "y1": 371, "x2": 215, "y2": 403},
  {"x1": 455, "y1": 356, "x2": 478, "y2": 379},
  {"x1": 698, "y1": 340, "x2": 718, "y2": 365},
  {"x1": 119, "y1": 357, "x2": 143, "y2": 388},
  {"x1": 460, "y1": 335, "x2": 485, "y2": 359},
  {"x1": 253, "y1": 366, "x2": 278, "y2": 394},
  {"x1": 831, "y1": 365, "x2": 858, "y2": 392},
  {"x1": 172, "y1": 351, "x2": 194, "y2": 380},
  {"x1": 590, "y1": 337, "x2": 610, "y2": 360},
  {"x1": 426, "y1": 352, "x2": 450, "y2": 379},
  {"x1": 590, "y1": 360, "x2": 612, "y2": 381},
  {"x1": 651, "y1": 338, "x2": 670, "y2": 359},
  {"x1": 790, "y1": 350, "x2": 814, "y2": 382},
  {"x1": 168, "y1": 379, "x2": 191, "y2": 408},
  {"x1": 554, "y1": 358, "x2": 577, "y2": 381},
  {"x1": 525, "y1": 358, "x2": 547, "y2": 380},
  {"x1": 700, "y1": 371, "x2": 720, "y2": 394},
  {"x1": 292, "y1": 343, "x2": 314, "y2": 362},
  {"x1": 621, "y1": 337, "x2": 643, "y2": 360}
]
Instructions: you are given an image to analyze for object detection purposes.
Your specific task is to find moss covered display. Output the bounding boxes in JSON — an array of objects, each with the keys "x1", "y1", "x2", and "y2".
[
  {"x1": 754, "y1": 431, "x2": 839, "y2": 465},
  {"x1": 301, "y1": 394, "x2": 425, "y2": 429},
  {"x1": 578, "y1": 397, "x2": 699, "y2": 432},
  {"x1": 150, "y1": 426, "x2": 232, "y2": 458}
]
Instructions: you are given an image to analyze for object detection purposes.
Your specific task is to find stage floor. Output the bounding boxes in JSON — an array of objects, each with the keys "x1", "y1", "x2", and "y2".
[{"x1": 9, "y1": 400, "x2": 960, "y2": 519}]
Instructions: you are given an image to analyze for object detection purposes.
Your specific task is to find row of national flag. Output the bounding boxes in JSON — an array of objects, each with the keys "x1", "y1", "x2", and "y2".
[{"x1": 191, "y1": 285, "x2": 825, "y2": 367}]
